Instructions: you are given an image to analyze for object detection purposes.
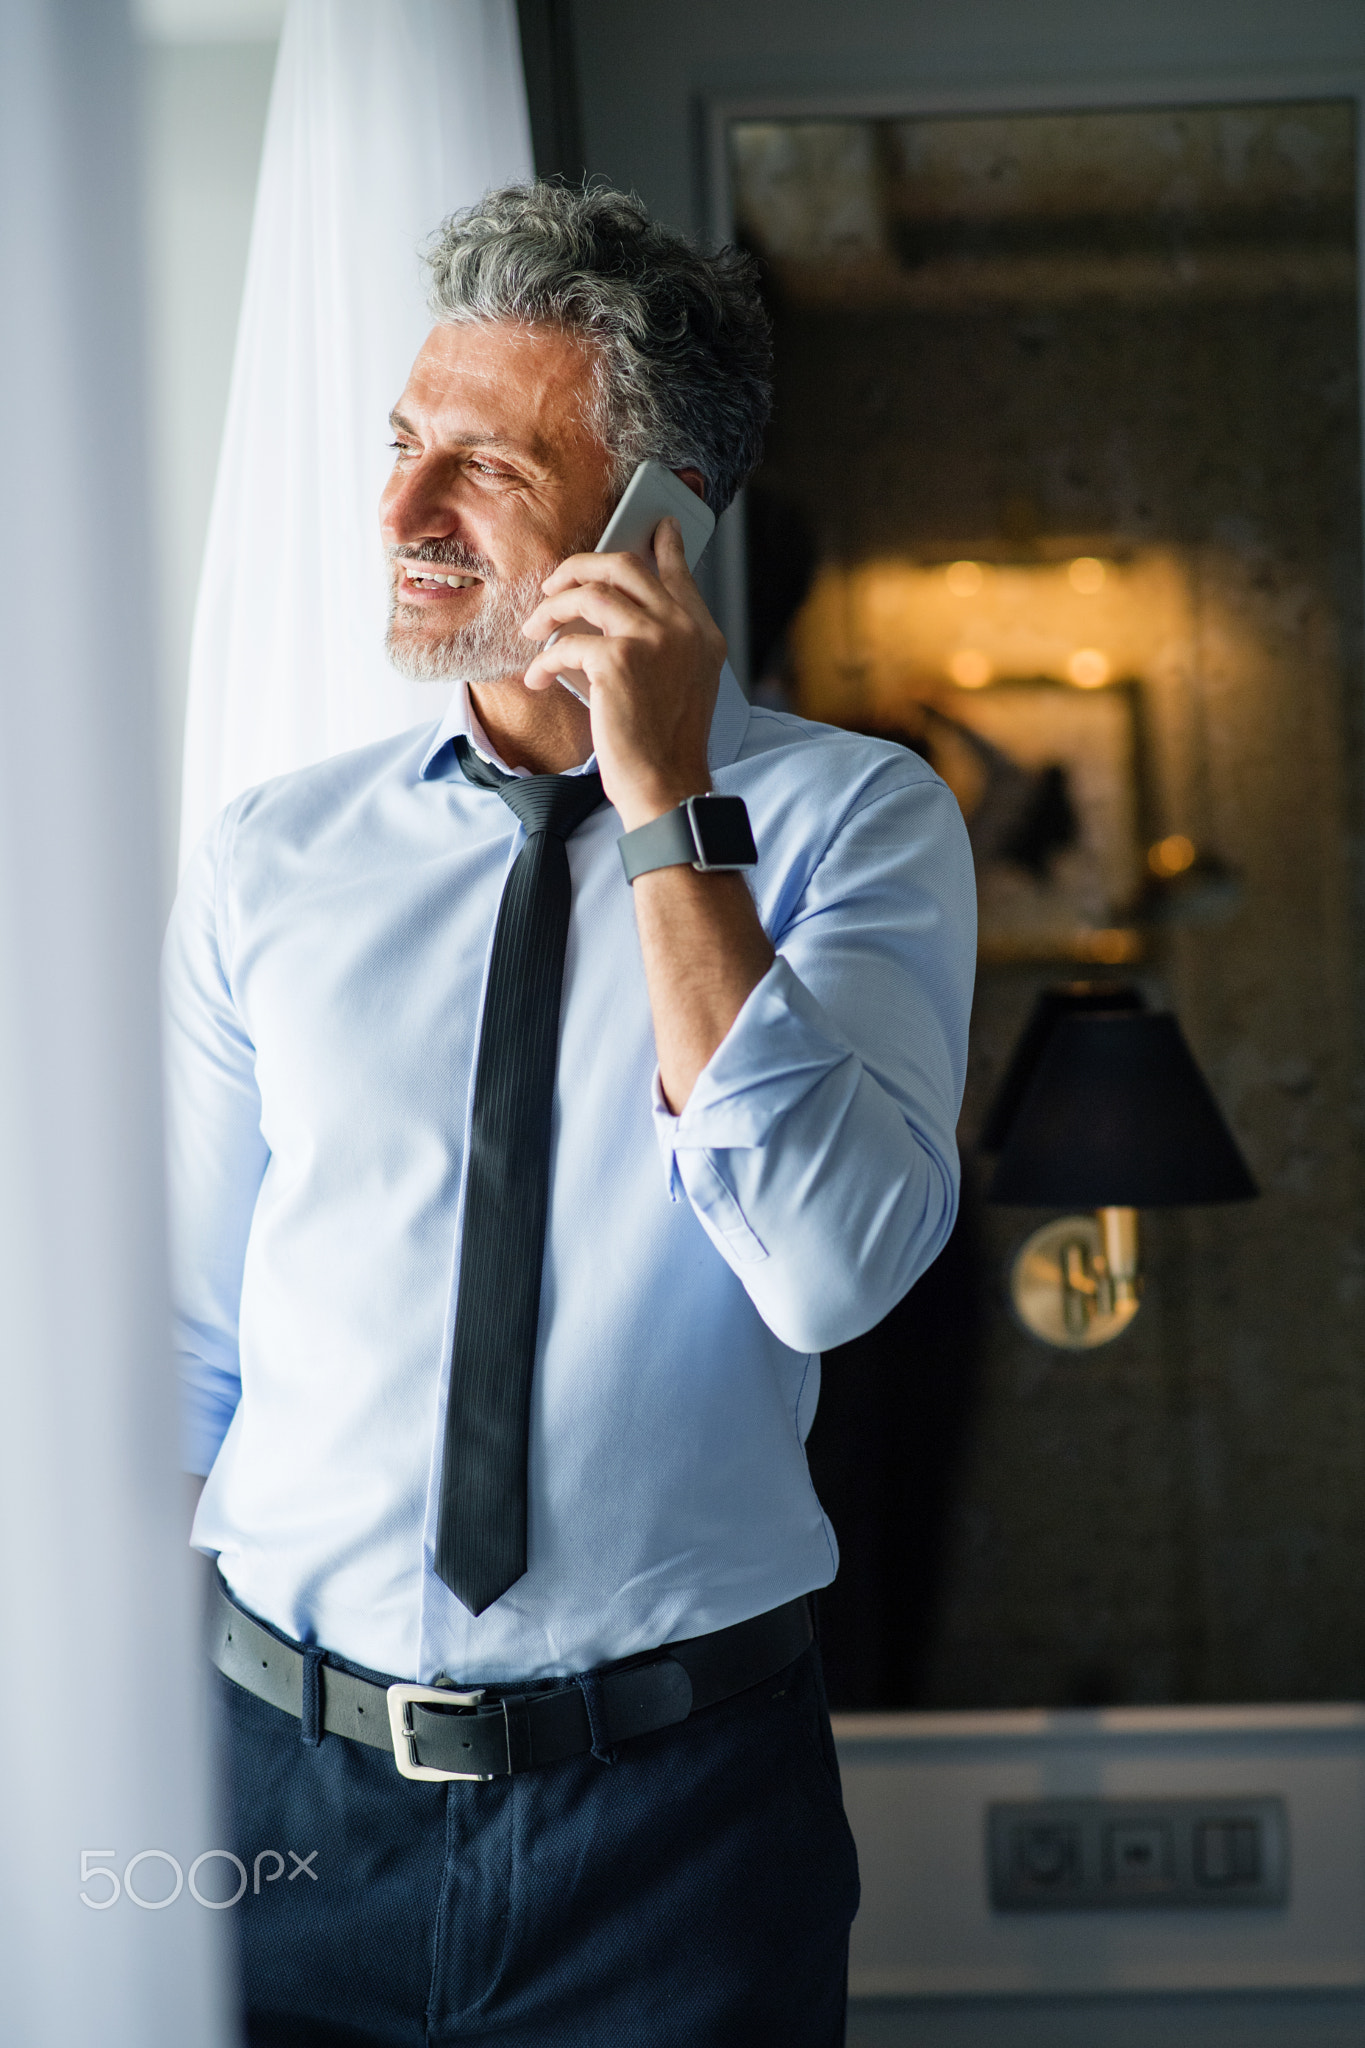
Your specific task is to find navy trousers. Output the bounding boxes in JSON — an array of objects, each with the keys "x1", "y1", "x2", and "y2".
[{"x1": 212, "y1": 1632, "x2": 860, "y2": 2046}]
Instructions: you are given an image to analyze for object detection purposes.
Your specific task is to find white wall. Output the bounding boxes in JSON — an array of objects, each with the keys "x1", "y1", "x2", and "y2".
[
  {"x1": 139, "y1": 30, "x2": 277, "y2": 907},
  {"x1": 837, "y1": 1706, "x2": 1365, "y2": 2044}
]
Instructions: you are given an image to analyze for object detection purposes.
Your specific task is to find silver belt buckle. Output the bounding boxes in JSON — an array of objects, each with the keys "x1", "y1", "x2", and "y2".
[{"x1": 386, "y1": 1683, "x2": 491, "y2": 1782}]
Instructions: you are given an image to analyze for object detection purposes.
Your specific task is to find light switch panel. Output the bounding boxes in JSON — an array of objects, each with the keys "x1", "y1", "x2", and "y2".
[{"x1": 989, "y1": 1796, "x2": 1287, "y2": 1911}]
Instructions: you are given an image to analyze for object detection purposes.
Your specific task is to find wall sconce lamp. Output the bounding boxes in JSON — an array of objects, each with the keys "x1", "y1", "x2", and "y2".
[{"x1": 983, "y1": 985, "x2": 1258, "y2": 1348}]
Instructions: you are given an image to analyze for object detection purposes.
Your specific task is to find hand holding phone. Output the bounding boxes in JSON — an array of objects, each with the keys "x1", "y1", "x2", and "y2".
[{"x1": 547, "y1": 460, "x2": 716, "y2": 702}]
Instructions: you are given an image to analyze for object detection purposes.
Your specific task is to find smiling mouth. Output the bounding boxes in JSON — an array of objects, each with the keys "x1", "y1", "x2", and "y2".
[{"x1": 399, "y1": 567, "x2": 483, "y2": 594}]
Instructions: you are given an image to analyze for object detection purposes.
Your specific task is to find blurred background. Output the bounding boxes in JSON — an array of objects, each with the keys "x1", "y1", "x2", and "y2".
[{"x1": 739, "y1": 97, "x2": 1365, "y2": 1721}]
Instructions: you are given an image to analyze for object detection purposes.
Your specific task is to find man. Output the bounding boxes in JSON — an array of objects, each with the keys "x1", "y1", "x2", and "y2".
[{"x1": 165, "y1": 183, "x2": 975, "y2": 2046}]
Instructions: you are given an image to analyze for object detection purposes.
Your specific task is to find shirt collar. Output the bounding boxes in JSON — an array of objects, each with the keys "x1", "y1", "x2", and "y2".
[
  {"x1": 418, "y1": 664, "x2": 751, "y2": 785},
  {"x1": 418, "y1": 682, "x2": 578, "y2": 782}
]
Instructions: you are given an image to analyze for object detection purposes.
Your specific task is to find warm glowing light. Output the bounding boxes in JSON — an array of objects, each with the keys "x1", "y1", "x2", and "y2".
[
  {"x1": 786, "y1": 549, "x2": 1190, "y2": 728},
  {"x1": 1068, "y1": 556, "x2": 1107, "y2": 594},
  {"x1": 1149, "y1": 833, "x2": 1197, "y2": 877},
  {"x1": 949, "y1": 648, "x2": 992, "y2": 689},
  {"x1": 945, "y1": 559, "x2": 984, "y2": 597},
  {"x1": 1067, "y1": 647, "x2": 1110, "y2": 688},
  {"x1": 1086, "y1": 928, "x2": 1142, "y2": 965}
]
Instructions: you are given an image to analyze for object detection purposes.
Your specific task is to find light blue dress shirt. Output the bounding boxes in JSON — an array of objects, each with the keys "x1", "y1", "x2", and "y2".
[{"x1": 164, "y1": 667, "x2": 976, "y2": 1683}]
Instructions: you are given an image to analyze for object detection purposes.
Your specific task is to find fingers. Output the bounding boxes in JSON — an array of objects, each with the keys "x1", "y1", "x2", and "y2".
[
  {"x1": 539, "y1": 517, "x2": 700, "y2": 595},
  {"x1": 539, "y1": 545, "x2": 663, "y2": 607},
  {"x1": 648, "y1": 518, "x2": 712, "y2": 627},
  {"x1": 527, "y1": 521, "x2": 707, "y2": 642},
  {"x1": 520, "y1": 516, "x2": 720, "y2": 701},
  {"x1": 521, "y1": 633, "x2": 608, "y2": 694},
  {"x1": 650, "y1": 515, "x2": 689, "y2": 585},
  {"x1": 521, "y1": 580, "x2": 656, "y2": 645}
]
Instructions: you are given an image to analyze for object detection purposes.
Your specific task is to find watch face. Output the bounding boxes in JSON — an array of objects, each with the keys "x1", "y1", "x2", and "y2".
[{"x1": 690, "y1": 796, "x2": 757, "y2": 868}]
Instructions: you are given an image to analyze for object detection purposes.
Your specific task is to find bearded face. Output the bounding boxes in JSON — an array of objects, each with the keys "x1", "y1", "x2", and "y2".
[
  {"x1": 380, "y1": 322, "x2": 620, "y2": 694},
  {"x1": 385, "y1": 538, "x2": 557, "y2": 684}
]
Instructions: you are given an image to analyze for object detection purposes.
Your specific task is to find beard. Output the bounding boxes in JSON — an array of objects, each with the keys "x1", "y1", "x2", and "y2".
[{"x1": 384, "y1": 538, "x2": 555, "y2": 684}]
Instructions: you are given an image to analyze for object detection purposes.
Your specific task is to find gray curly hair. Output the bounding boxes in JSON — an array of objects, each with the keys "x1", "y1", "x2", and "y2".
[{"x1": 423, "y1": 182, "x2": 772, "y2": 516}]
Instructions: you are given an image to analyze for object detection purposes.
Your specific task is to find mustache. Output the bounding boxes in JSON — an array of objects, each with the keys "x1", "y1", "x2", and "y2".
[{"x1": 388, "y1": 539, "x2": 498, "y2": 580}]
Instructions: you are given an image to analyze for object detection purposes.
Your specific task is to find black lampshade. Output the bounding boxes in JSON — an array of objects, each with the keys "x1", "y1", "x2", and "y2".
[
  {"x1": 980, "y1": 983, "x2": 1147, "y2": 1152},
  {"x1": 987, "y1": 1011, "x2": 1259, "y2": 1207}
]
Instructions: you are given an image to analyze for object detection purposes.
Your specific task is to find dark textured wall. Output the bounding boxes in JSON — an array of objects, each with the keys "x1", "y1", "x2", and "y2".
[{"x1": 754, "y1": 107, "x2": 1365, "y2": 1708}]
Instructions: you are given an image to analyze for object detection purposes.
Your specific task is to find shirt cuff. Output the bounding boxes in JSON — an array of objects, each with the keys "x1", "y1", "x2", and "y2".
[{"x1": 651, "y1": 955, "x2": 856, "y2": 1190}]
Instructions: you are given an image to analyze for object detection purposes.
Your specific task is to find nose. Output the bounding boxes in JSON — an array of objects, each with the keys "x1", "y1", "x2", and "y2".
[{"x1": 379, "y1": 452, "x2": 463, "y2": 550}]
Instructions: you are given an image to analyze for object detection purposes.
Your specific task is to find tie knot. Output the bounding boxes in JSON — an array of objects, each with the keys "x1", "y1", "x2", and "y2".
[
  {"x1": 454, "y1": 735, "x2": 604, "y2": 841},
  {"x1": 498, "y1": 771, "x2": 605, "y2": 841}
]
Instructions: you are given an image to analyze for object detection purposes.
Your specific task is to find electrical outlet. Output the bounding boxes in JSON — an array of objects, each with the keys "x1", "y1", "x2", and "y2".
[{"x1": 988, "y1": 1796, "x2": 1287, "y2": 1911}]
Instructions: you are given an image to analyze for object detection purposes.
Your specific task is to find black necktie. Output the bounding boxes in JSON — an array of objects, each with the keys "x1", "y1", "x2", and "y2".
[{"x1": 434, "y1": 735, "x2": 605, "y2": 1616}]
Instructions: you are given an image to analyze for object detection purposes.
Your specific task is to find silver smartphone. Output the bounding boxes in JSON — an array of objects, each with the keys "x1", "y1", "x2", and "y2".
[{"x1": 549, "y1": 459, "x2": 716, "y2": 702}]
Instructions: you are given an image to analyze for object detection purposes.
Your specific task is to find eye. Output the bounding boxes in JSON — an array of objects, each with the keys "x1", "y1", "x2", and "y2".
[{"x1": 388, "y1": 438, "x2": 416, "y2": 457}]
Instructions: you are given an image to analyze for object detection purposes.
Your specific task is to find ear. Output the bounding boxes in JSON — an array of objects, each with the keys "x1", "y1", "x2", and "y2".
[{"x1": 674, "y1": 468, "x2": 706, "y2": 503}]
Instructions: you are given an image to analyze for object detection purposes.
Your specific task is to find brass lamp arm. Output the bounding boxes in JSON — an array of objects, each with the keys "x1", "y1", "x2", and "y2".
[{"x1": 1012, "y1": 1207, "x2": 1142, "y2": 1349}]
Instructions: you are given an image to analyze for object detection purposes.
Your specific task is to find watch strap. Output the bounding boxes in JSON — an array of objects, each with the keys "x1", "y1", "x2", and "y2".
[
  {"x1": 617, "y1": 795, "x2": 757, "y2": 884},
  {"x1": 617, "y1": 804, "x2": 701, "y2": 883}
]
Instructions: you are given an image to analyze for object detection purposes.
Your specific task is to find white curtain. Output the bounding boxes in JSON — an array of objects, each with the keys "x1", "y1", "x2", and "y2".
[
  {"x1": 179, "y1": 0, "x2": 534, "y2": 866},
  {"x1": 0, "y1": 4, "x2": 229, "y2": 2043}
]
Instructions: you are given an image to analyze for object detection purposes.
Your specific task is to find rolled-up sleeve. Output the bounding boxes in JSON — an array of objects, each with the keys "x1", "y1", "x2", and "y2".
[
  {"x1": 652, "y1": 774, "x2": 976, "y2": 1352},
  {"x1": 161, "y1": 804, "x2": 267, "y2": 1474}
]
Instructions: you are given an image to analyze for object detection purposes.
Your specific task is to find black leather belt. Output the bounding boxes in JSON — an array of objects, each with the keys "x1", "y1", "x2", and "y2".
[{"x1": 211, "y1": 1579, "x2": 813, "y2": 1782}]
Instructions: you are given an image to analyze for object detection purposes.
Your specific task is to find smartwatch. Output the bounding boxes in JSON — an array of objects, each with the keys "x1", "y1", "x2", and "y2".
[{"x1": 617, "y1": 794, "x2": 757, "y2": 884}]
